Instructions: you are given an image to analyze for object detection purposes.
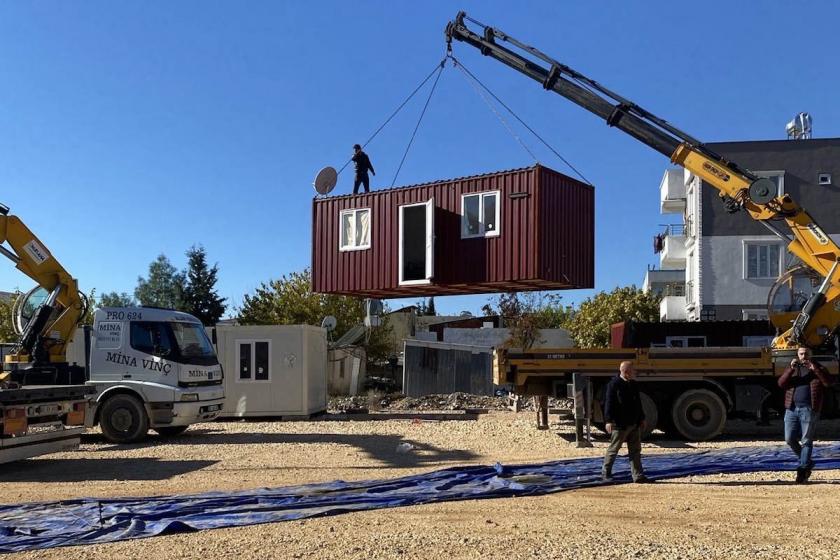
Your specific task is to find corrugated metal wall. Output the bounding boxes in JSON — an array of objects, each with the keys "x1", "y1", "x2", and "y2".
[
  {"x1": 312, "y1": 165, "x2": 594, "y2": 297},
  {"x1": 538, "y1": 166, "x2": 595, "y2": 288},
  {"x1": 402, "y1": 340, "x2": 494, "y2": 397}
]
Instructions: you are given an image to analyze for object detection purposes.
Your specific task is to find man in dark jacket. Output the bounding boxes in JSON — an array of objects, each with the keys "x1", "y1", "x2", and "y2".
[
  {"x1": 351, "y1": 144, "x2": 375, "y2": 194},
  {"x1": 778, "y1": 346, "x2": 837, "y2": 483},
  {"x1": 601, "y1": 361, "x2": 650, "y2": 483}
]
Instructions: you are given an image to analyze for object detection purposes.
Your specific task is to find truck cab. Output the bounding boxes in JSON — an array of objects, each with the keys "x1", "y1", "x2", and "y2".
[{"x1": 85, "y1": 307, "x2": 225, "y2": 442}]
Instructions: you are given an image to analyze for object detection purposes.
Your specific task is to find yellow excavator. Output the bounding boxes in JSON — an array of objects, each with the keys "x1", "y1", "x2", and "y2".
[{"x1": 446, "y1": 12, "x2": 840, "y2": 356}]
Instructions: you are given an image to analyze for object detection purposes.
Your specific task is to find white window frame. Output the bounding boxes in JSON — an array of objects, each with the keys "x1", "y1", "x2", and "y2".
[
  {"x1": 339, "y1": 208, "x2": 371, "y2": 252},
  {"x1": 743, "y1": 241, "x2": 782, "y2": 280},
  {"x1": 460, "y1": 190, "x2": 501, "y2": 239},
  {"x1": 235, "y1": 339, "x2": 272, "y2": 384}
]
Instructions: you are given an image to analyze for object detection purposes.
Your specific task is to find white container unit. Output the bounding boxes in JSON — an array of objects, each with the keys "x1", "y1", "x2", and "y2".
[{"x1": 214, "y1": 325, "x2": 327, "y2": 417}]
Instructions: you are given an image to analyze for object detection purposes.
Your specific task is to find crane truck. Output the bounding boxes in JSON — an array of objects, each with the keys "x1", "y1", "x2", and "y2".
[
  {"x1": 445, "y1": 13, "x2": 840, "y2": 440},
  {"x1": 0, "y1": 202, "x2": 224, "y2": 458}
]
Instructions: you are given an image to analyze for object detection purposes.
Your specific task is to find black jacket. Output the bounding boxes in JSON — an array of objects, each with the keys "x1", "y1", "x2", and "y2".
[
  {"x1": 603, "y1": 375, "x2": 645, "y2": 429},
  {"x1": 352, "y1": 151, "x2": 374, "y2": 176}
]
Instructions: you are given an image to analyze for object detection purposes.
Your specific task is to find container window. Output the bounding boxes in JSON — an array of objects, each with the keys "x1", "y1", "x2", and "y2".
[
  {"x1": 339, "y1": 208, "x2": 371, "y2": 251},
  {"x1": 236, "y1": 340, "x2": 271, "y2": 383},
  {"x1": 238, "y1": 343, "x2": 251, "y2": 380},
  {"x1": 461, "y1": 191, "x2": 500, "y2": 238},
  {"x1": 255, "y1": 341, "x2": 270, "y2": 381}
]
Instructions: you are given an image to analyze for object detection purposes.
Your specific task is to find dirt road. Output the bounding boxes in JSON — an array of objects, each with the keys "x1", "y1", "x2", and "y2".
[{"x1": 5, "y1": 412, "x2": 839, "y2": 559}]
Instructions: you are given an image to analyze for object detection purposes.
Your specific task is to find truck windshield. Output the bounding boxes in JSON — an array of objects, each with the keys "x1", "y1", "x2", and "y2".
[{"x1": 170, "y1": 322, "x2": 217, "y2": 364}]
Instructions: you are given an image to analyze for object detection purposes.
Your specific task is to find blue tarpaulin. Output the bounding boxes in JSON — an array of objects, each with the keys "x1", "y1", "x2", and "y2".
[{"x1": 1, "y1": 443, "x2": 839, "y2": 553}]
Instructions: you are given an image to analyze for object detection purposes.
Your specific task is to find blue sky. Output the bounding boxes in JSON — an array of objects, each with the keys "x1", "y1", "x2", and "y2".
[{"x1": 2, "y1": 1, "x2": 839, "y2": 317}]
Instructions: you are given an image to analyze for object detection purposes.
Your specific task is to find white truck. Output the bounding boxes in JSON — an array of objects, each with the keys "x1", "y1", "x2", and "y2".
[
  {"x1": 78, "y1": 307, "x2": 225, "y2": 442},
  {"x1": 1, "y1": 203, "x2": 224, "y2": 455}
]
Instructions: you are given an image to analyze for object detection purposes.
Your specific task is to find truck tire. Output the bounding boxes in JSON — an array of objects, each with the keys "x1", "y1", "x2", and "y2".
[
  {"x1": 671, "y1": 389, "x2": 726, "y2": 441},
  {"x1": 99, "y1": 394, "x2": 149, "y2": 443},
  {"x1": 154, "y1": 426, "x2": 189, "y2": 437},
  {"x1": 639, "y1": 392, "x2": 658, "y2": 439}
]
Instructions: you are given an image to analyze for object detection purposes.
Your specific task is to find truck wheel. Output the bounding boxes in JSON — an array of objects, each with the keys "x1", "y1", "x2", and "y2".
[
  {"x1": 671, "y1": 389, "x2": 726, "y2": 441},
  {"x1": 639, "y1": 392, "x2": 658, "y2": 439},
  {"x1": 154, "y1": 426, "x2": 189, "y2": 437},
  {"x1": 100, "y1": 394, "x2": 149, "y2": 443}
]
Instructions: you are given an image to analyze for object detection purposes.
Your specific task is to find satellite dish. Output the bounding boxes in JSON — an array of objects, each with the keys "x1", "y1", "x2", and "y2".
[
  {"x1": 313, "y1": 166, "x2": 338, "y2": 195},
  {"x1": 321, "y1": 315, "x2": 337, "y2": 332}
]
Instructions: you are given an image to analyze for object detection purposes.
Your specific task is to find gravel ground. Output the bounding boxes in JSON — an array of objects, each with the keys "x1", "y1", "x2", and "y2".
[{"x1": 4, "y1": 412, "x2": 840, "y2": 559}]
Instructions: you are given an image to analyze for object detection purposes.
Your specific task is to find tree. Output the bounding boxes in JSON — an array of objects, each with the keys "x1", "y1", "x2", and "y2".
[
  {"x1": 79, "y1": 288, "x2": 98, "y2": 326},
  {"x1": 238, "y1": 268, "x2": 392, "y2": 363},
  {"x1": 482, "y1": 291, "x2": 574, "y2": 349},
  {"x1": 425, "y1": 297, "x2": 436, "y2": 316},
  {"x1": 565, "y1": 286, "x2": 660, "y2": 348},
  {"x1": 99, "y1": 291, "x2": 136, "y2": 308},
  {"x1": 135, "y1": 254, "x2": 185, "y2": 310},
  {"x1": 181, "y1": 245, "x2": 227, "y2": 325},
  {"x1": 0, "y1": 293, "x2": 18, "y2": 342}
]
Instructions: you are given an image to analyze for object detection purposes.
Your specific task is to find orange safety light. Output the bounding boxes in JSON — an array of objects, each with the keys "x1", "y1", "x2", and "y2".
[
  {"x1": 3, "y1": 407, "x2": 28, "y2": 436},
  {"x1": 66, "y1": 401, "x2": 87, "y2": 426}
]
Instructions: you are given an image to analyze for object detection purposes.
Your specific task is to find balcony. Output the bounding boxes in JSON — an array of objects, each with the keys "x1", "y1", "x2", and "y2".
[
  {"x1": 643, "y1": 269, "x2": 685, "y2": 294},
  {"x1": 660, "y1": 296, "x2": 688, "y2": 321},
  {"x1": 660, "y1": 168, "x2": 686, "y2": 214},
  {"x1": 657, "y1": 224, "x2": 687, "y2": 269}
]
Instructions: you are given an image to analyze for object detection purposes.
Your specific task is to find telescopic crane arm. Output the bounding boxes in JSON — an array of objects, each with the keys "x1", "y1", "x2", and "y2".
[
  {"x1": 0, "y1": 203, "x2": 84, "y2": 371},
  {"x1": 446, "y1": 12, "x2": 840, "y2": 352}
]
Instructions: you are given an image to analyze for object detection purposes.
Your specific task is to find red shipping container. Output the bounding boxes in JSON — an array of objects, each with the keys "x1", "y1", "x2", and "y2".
[{"x1": 311, "y1": 165, "x2": 594, "y2": 298}]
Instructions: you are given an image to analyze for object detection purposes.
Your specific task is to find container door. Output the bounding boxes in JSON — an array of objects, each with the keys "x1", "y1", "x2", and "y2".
[{"x1": 398, "y1": 198, "x2": 434, "y2": 285}]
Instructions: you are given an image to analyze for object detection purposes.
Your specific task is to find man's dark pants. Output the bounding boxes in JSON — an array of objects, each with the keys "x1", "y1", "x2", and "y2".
[
  {"x1": 353, "y1": 173, "x2": 370, "y2": 194},
  {"x1": 602, "y1": 425, "x2": 644, "y2": 480}
]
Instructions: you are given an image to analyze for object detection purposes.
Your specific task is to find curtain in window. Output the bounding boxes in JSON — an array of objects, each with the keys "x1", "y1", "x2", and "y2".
[{"x1": 357, "y1": 210, "x2": 370, "y2": 247}]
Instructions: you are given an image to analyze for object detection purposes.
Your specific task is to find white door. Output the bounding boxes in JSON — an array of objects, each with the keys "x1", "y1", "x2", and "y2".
[{"x1": 398, "y1": 198, "x2": 434, "y2": 285}]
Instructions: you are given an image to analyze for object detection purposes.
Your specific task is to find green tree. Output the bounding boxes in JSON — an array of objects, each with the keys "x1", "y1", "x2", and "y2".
[
  {"x1": 0, "y1": 293, "x2": 18, "y2": 342},
  {"x1": 79, "y1": 288, "x2": 98, "y2": 326},
  {"x1": 482, "y1": 292, "x2": 574, "y2": 349},
  {"x1": 181, "y1": 245, "x2": 227, "y2": 325},
  {"x1": 135, "y1": 254, "x2": 185, "y2": 310},
  {"x1": 99, "y1": 291, "x2": 137, "y2": 308},
  {"x1": 238, "y1": 268, "x2": 392, "y2": 362},
  {"x1": 565, "y1": 286, "x2": 660, "y2": 348}
]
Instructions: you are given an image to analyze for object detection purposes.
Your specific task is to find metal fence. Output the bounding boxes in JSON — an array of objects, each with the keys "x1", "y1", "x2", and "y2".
[{"x1": 402, "y1": 340, "x2": 495, "y2": 397}]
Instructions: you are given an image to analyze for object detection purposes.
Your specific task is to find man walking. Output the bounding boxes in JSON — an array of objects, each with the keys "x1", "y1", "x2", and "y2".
[
  {"x1": 778, "y1": 346, "x2": 836, "y2": 483},
  {"x1": 351, "y1": 144, "x2": 375, "y2": 194},
  {"x1": 602, "y1": 361, "x2": 650, "y2": 483}
]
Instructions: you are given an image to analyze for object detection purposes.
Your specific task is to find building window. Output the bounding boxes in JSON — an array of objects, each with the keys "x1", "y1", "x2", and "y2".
[
  {"x1": 818, "y1": 173, "x2": 832, "y2": 186},
  {"x1": 461, "y1": 191, "x2": 500, "y2": 238},
  {"x1": 700, "y1": 307, "x2": 716, "y2": 321},
  {"x1": 744, "y1": 243, "x2": 780, "y2": 279},
  {"x1": 666, "y1": 336, "x2": 706, "y2": 347},
  {"x1": 754, "y1": 170, "x2": 785, "y2": 196},
  {"x1": 742, "y1": 310, "x2": 769, "y2": 321},
  {"x1": 339, "y1": 208, "x2": 371, "y2": 251},
  {"x1": 743, "y1": 335, "x2": 773, "y2": 347},
  {"x1": 236, "y1": 340, "x2": 271, "y2": 382}
]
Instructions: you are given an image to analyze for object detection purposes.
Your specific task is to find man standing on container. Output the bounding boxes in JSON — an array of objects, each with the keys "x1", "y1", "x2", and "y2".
[
  {"x1": 351, "y1": 144, "x2": 375, "y2": 195},
  {"x1": 778, "y1": 346, "x2": 836, "y2": 484},
  {"x1": 601, "y1": 361, "x2": 650, "y2": 483}
]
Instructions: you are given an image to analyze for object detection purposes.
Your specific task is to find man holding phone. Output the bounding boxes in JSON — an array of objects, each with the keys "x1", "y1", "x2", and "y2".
[{"x1": 778, "y1": 346, "x2": 837, "y2": 483}]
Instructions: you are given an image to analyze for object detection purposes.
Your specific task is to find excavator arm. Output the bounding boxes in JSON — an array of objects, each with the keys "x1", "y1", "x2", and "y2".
[
  {"x1": 0, "y1": 203, "x2": 85, "y2": 372},
  {"x1": 446, "y1": 12, "x2": 840, "y2": 352}
]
